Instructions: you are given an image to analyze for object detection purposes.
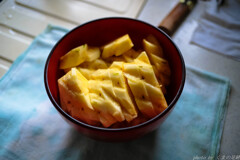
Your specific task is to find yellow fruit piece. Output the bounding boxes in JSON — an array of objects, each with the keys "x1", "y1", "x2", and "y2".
[
  {"x1": 59, "y1": 44, "x2": 87, "y2": 69},
  {"x1": 143, "y1": 39, "x2": 164, "y2": 58},
  {"x1": 150, "y1": 54, "x2": 171, "y2": 86},
  {"x1": 91, "y1": 68, "x2": 138, "y2": 122},
  {"x1": 135, "y1": 54, "x2": 168, "y2": 113},
  {"x1": 150, "y1": 54, "x2": 171, "y2": 75},
  {"x1": 134, "y1": 51, "x2": 151, "y2": 64},
  {"x1": 123, "y1": 52, "x2": 168, "y2": 117},
  {"x1": 109, "y1": 69, "x2": 138, "y2": 122},
  {"x1": 89, "y1": 93, "x2": 117, "y2": 127},
  {"x1": 76, "y1": 68, "x2": 94, "y2": 80},
  {"x1": 144, "y1": 83, "x2": 168, "y2": 113},
  {"x1": 146, "y1": 35, "x2": 161, "y2": 47},
  {"x1": 143, "y1": 35, "x2": 164, "y2": 58},
  {"x1": 142, "y1": 37, "x2": 171, "y2": 92},
  {"x1": 123, "y1": 63, "x2": 141, "y2": 78},
  {"x1": 91, "y1": 69, "x2": 110, "y2": 80},
  {"x1": 80, "y1": 58, "x2": 109, "y2": 69},
  {"x1": 85, "y1": 46, "x2": 100, "y2": 62},
  {"x1": 58, "y1": 68, "x2": 99, "y2": 125},
  {"x1": 60, "y1": 68, "x2": 89, "y2": 95},
  {"x1": 102, "y1": 34, "x2": 134, "y2": 59},
  {"x1": 104, "y1": 55, "x2": 125, "y2": 64},
  {"x1": 109, "y1": 61, "x2": 124, "y2": 70},
  {"x1": 152, "y1": 66, "x2": 167, "y2": 94},
  {"x1": 137, "y1": 64, "x2": 159, "y2": 87},
  {"x1": 88, "y1": 80, "x2": 125, "y2": 127},
  {"x1": 122, "y1": 49, "x2": 140, "y2": 62},
  {"x1": 126, "y1": 76, "x2": 157, "y2": 117}
]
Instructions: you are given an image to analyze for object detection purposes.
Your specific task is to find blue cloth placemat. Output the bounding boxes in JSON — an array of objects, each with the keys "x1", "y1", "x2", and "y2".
[{"x1": 0, "y1": 25, "x2": 230, "y2": 160}]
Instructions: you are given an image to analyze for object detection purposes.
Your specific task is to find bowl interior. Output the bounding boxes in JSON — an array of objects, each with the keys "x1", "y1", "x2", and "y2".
[{"x1": 45, "y1": 18, "x2": 185, "y2": 128}]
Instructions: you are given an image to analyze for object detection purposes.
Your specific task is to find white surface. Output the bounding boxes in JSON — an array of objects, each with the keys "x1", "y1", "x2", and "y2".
[{"x1": 15, "y1": 0, "x2": 145, "y2": 24}]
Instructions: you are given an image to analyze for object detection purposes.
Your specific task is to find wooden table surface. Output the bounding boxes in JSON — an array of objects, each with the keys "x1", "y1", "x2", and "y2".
[{"x1": 0, "y1": 0, "x2": 239, "y2": 156}]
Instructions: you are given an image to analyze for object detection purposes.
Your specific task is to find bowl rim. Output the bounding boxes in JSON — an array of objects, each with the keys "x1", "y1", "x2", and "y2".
[{"x1": 44, "y1": 17, "x2": 186, "y2": 132}]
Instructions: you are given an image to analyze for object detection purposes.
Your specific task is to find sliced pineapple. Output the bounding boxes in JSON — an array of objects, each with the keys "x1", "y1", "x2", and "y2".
[
  {"x1": 79, "y1": 58, "x2": 108, "y2": 69},
  {"x1": 135, "y1": 53, "x2": 168, "y2": 112},
  {"x1": 142, "y1": 36, "x2": 171, "y2": 92},
  {"x1": 85, "y1": 46, "x2": 100, "y2": 62},
  {"x1": 91, "y1": 68, "x2": 138, "y2": 122},
  {"x1": 123, "y1": 52, "x2": 168, "y2": 117},
  {"x1": 145, "y1": 35, "x2": 160, "y2": 46},
  {"x1": 149, "y1": 53, "x2": 171, "y2": 87},
  {"x1": 122, "y1": 49, "x2": 140, "y2": 62},
  {"x1": 58, "y1": 68, "x2": 99, "y2": 125},
  {"x1": 102, "y1": 34, "x2": 134, "y2": 59},
  {"x1": 90, "y1": 69, "x2": 110, "y2": 80},
  {"x1": 76, "y1": 68, "x2": 94, "y2": 80},
  {"x1": 133, "y1": 51, "x2": 151, "y2": 64},
  {"x1": 104, "y1": 55, "x2": 125, "y2": 64},
  {"x1": 109, "y1": 61, "x2": 124, "y2": 70},
  {"x1": 59, "y1": 44, "x2": 87, "y2": 69},
  {"x1": 125, "y1": 76, "x2": 157, "y2": 117},
  {"x1": 143, "y1": 35, "x2": 164, "y2": 58},
  {"x1": 150, "y1": 54, "x2": 171, "y2": 76},
  {"x1": 88, "y1": 80, "x2": 125, "y2": 127},
  {"x1": 109, "y1": 68, "x2": 138, "y2": 122},
  {"x1": 144, "y1": 83, "x2": 168, "y2": 113},
  {"x1": 59, "y1": 44, "x2": 101, "y2": 69},
  {"x1": 89, "y1": 93, "x2": 117, "y2": 127}
]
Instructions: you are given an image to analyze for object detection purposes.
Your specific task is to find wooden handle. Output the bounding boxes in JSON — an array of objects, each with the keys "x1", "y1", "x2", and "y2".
[{"x1": 158, "y1": 1, "x2": 196, "y2": 36}]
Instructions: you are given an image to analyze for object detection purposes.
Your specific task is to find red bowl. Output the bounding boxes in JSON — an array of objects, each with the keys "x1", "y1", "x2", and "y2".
[{"x1": 44, "y1": 17, "x2": 185, "y2": 141}]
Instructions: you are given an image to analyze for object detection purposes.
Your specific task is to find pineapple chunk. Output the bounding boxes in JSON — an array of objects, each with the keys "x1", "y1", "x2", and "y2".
[
  {"x1": 88, "y1": 80, "x2": 125, "y2": 127},
  {"x1": 104, "y1": 55, "x2": 125, "y2": 64},
  {"x1": 89, "y1": 93, "x2": 117, "y2": 127},
  {"x1": 135, "y1": 53, "x2": 168, "y2": 113},
  {"x1": 137, "y1": 64, "x2": 159, "y2": 87},
  {"x1": 59, "y1": 44, "x2": 87, "y2": 69},
  {"x1": 123, "y1": 63, "x2": 157, "y2": 117},
  {"x1": 144, "y1": 83, "x2": 168, "y2": 113},
  {"x1": 109, "y1": 61, "x2": 124, "y2": 70},
  {"x1": 58, "y1": 68, "x2": 99, "y2": 125},
  {"x1": 91, "y1": 69, "x2": 110, "y2": 80},
  {"x1": 123, "y1": 53, "x2": 168, "y2": 117},
  {"x1": 150, "y1": 54, "x2": 171, "y2": 75},
  {"x1": 91, "y1": 68, "x2": 138, "y2": 122},
  {"x1": 109, "y1": 69, "x2": 138, "y2": 121},
  {"x1": 142, "y1": 38, "x2": 171, "y2": 92},
  {"x1": 149, "y1": 54, "x2": 171, "y2": 86},
  {"x1": 134, "y1": 51, "x2": 151, "y2": 64},
  {"x1": 76, "y1": 68, "x2": 94, "y2": 80},
  {"x1": 125, "y1": 76, "x2": 157, "y2": 117},
  {"x1": 80, "y1": 58, "x2": 109, "y2": 69},
  {"x1": 102, "y1": 34, "x2": 134, "y2": 59},
  {"x1": 143, "y1": 35, "x2": 163, "y2": 58},
  {"x1": 85, "y1": 46, "x2": 100, "y2": 62},
  {"x1": 122, "y1": 49, "x2": 140, "y2": 62},
  {"x1": 122, "y1": 63, "x2": 141, "y2": 78},
  {"x1": 145, "y1": 35, "x2": 160, "y2": 46}
]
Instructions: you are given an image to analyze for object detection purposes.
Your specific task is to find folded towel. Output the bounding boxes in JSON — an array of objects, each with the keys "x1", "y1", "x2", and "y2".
[
  {"x1": 191, "y1": 0, "x2": 240, "y2": 61},
  {"x1": 0, "y1": 25, "x2": 230, "y2": 160}
]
